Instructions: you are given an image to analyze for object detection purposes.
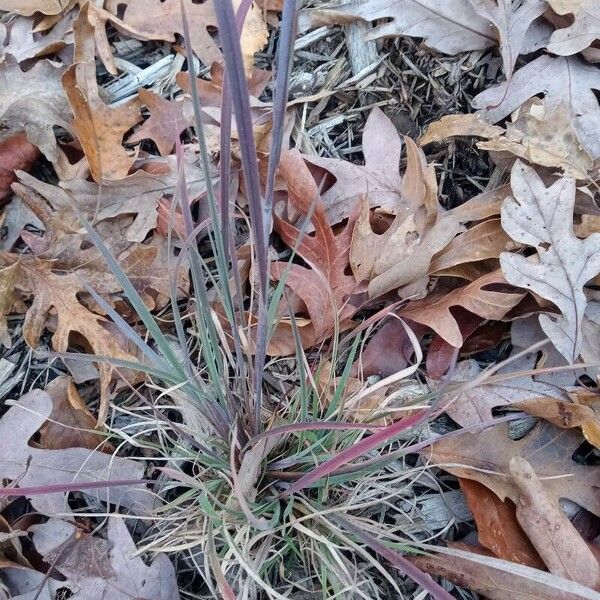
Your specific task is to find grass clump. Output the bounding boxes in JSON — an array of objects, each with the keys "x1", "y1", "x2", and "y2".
[{"x1": 75, "y1": 2, "x2": 453, "y2": 598}]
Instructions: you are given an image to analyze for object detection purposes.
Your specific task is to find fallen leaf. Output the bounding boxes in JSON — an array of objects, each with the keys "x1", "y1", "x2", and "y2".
[
  {"x1": 0, "y1": 58, "x2": 72, "y2": 163},
  {"x1": 304, "y1": 108, "x2": 407, "y2": 225},
  {"x1": 470, "y1": 0, "x2": 547, "y2": 78},
  {"x1": 350, "y1": 136, "x2": 462, "y2": 298},
  {"x1": 18, "y1": 145, "x2": 210, "y2": 243},
  {"x1": 0, "y1": 390, "x2": 151, "y2": 515},
  {"x1": 1, "y1": 13, "x2": 74, "y2": 63},
  {"x1": 30, "y1": 518, "x2": 180, "y2": 599},
  {"x1": 499, "y1": 161, "x2": 600, "y2": 362},
  {"x1": 128, "y1": 89, "x2": 190, "y2": 156},
  {"x1": 233, "y1": 0, "x2": 269, "y2": 74},
  {"x1": 549, "y1": 0, "x2": 582, "y2": 12},
  {"x1": 422, "y1": 101, "x2": 594, "y2": 178},
  {"x1": 441, "y1": 356, "x2": 567, "y2": 428},
  {"x1": 0, "y1": 134, "x2": 39, "y2": 204},
  {"x1": 479, "y1": 100, "x2": 594, "y2": 179},
  {"x1": 420, "y1": 113, "x2": 504, "y2": 146},
  {"x1": 473, "y1": 55, "x2": 600, "y2": 159},
  {"x1": 429, "y1": 218, "x2": 513, "y2": 274},
  {"x1": 0, "y1": 254, "x2": 141, "y2": 422},
  {"x1": 352, "y1": 318, "x2": 426, "y2": 378},
  {"x1": 411, "y1": 544, "x2": 599, "y2": 600},
  {"x1": 510, "y1": 457, "x2": 600, "y2": 588},
  {"x1": 63, "y1": 65, "x2": 141, "y2": 182},
  {"x1": 0, "y1": 0, "x2": 77, "y2": 16},
  {"x1": 566, "y1": 386, "x2": 600, "y2": 451},
  {"x1": 459, "y1": 478, "x2": 544, "y2": 568},
  {"x1": 299, "y1": 0, "x2": 497, "y2": 55},
  {"x1": 427, "y1": 418, "x2": 600, "y2": 516},
  {"x1": 39, "y1": 375, "x2": 112, "y2": 452},
  {"x1": 547, "y1": 0, "x2": 600, "y2": 56},
  {"x1": 400, "y1": 270, "x2": 524, "y2": 348},
  {"x1": 271, "y1": 150, "x2": 360, "y2": 345},
  {"x1": 106, "y1": 0, "x2": 221, "y2": 68}
]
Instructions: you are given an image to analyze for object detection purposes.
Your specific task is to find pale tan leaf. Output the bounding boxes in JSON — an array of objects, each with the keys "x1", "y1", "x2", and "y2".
[
  {"x1": 429, "y1": 218, "x2": 513, "y2": 274},
  {"x1": 299, "y1": 0, "x2": 497, "y2": 55},
  {"x1": 304, "y1": 108, "x2": 407, "y2": 225},
  {"x1": 0, "y1": 390, "x2": 150, "y2": 515},
  {"x1": 499, "y1": 161, "x2": 600, "y2": 362},
  {"x1": 420, "y1": 113, "x2": 504, "y2": 145},
  {"x1": 469, "y1": 0, "x2": 547, "y2": 78},
  {"x1": 0, "y1": 59, "x2": 71, "y2": 162},
  {"x1": 349, "y1": 136, "x2": 461, "y2": 298},
  {"x1": 412, "y1": 545, "x2": 600, "y2": 600},
  {"x1": 233, "y1": 0, "x2": 268, "y2": 74},
  {"x1": 473, "y1": 55, "x2": 600, "y2": 159},
  {"x1": 63, "y1": 65, "x2": 141, "y2": 182},
  {"x1": 549, "y1": 0, "x2": 583, "y2": 13},
  {"x1": 510, "y1": 457, "x2": 600, "y2": 588},
  {"x1": 0, "y1": 0, "x2": 77, "y2": 16},
  {"x1": 427, "y1": 418, "x2": 600, "y2": 516},
  {"x1": 547, "y1": 0, "x2": 600, "y2": 55},
  {"x1": 478, "y1": 100, "x2": 593, "y2": 178},
  {"x1": 106, "y1": 0, "x2": 221, "y2": 68},
  {"x1": 39, "y1": 375, "x2": 111, "y2": 452}
]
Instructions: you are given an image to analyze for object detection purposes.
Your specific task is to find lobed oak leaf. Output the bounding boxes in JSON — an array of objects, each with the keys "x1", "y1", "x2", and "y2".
[
  {"x1": 499, "y1": 161, "x2": 600, "y2": 362},
  {"x1": 422, "y1": 101, "x2": 594, "y2": 178},
  {"x1": 17, "y1": 145, "x2": 210, "y2": 244},
  {"x1": 426, "y1": 417, "x2": 600, "y2": 517},
  {"x1": 128, "y1": 89, "x2": 191, "y2": 157},
  {"x1": 547, "y1": 0, "x2": 600, "y2": 56},
  {"x1": 0, "y1": 0, "x2": 77, "y2": 16},
  {"x1": 304, "y1": 107, "x2": 407, "y2": 225},
  {"x1": 441, "y1": 356, "x2": 568, "y2": 428},
  {"x1": 271, "y1": 150, "x2": 361, "y2": 345},
  {"x1": 429, "y1": 218, "x2": 513, "y2": 274},
  {"x1": 473, "y1": 54, "x2": 600, "y2": 160},
  {"x1": 470, "y1": 0, "x2": 548, "y2": 79},
  {"x1": 30, "y1": 518, "x2": 179, "y2": 600},
  {"x1": 349, "y1": 135, "x2": 461, "y2": 298},
  {"x1": 105, "y1": 0, "x2": 222, "y2": 68},
  {"x1": 400, "y1": 270, "x2": 523, "y2": 348},
  {"x1": 299, "y1": 0, "x2": 497, "y2": 55},
  {"x1": 0, "y1": 13, "x2": 74, "y2": 63},
  {"x1": 0, "y1": 390, "x2": 151, "y2": 515},
  {"x1": 0, "y1": 58, "x2": 71, "y2": 163},
  {"x1": 0, "y1": 254, "x2": 141, "y2": 422},
  {"x1": 63, "y1": 65, "x2": 142, "y2": 183},
  {"x1": 11, "y1": 177, "x2": 189, "y2": 311},
  {"x1": 39, "y1": 375, "x2": 113, "y2": 452}
]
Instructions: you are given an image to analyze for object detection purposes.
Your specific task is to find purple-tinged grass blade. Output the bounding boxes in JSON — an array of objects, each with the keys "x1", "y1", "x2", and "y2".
[
  {"x1": 332, "y1": 515, "x2": 455, "y2": 600},
  {"x1": 281, "y1": 408, "x2": 432, "y2": 497},
  {"x1": 263, "y1": 0, "x2": 298, "y2": 240},
  {"x1": 0, "y1": 479, "x2": 151, "y2": 497},
  {"x1": 213, "y1": 0, "x2": 270, "y2": 434}
]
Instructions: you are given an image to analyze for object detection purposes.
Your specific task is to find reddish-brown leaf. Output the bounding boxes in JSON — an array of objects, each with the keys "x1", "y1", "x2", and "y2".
[
  {"x1": 0, "y1": 134, "x2": 39, "y2": 204},
  {"x1": 401, "y1": 269, "x2": 524, "y2": 347},
  {"x1": 39, "y1": 375, "x2": 113, "y2": 453},
  {"x1": 271, "y1": 150, "x2": 362, "y2": 346},
  {"x1": 128, "y1": 90, "x2": 190, "y2": 156},
  {"x1": 459, "y1": 478, "x2": 544, "y2": 568}
]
